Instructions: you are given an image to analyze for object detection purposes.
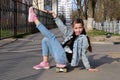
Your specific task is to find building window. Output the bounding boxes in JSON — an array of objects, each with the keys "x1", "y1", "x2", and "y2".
[{"x1": 44, "y1": 0, "x2": 52, "y2": 11}]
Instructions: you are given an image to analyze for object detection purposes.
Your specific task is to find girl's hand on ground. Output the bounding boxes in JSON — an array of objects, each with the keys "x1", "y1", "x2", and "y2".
[{"x1": 88, "y1": 68, "x2": 99, "y2": 72}]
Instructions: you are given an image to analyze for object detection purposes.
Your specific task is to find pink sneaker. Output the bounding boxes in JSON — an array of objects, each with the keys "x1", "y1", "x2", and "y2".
[
  {"x1": 56, "y1": 64, "x2": 66, "y2": 68},
  {"x1": 33, "y1": 62, "x2": 50, "y2": 70},
  {"x1": 28, "y1": 6, "x2": 37, "y2": 22}
]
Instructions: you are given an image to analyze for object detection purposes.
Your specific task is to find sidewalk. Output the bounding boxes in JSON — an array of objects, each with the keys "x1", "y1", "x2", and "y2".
[{"x1": 0, "y1": 28, "x2": 120, "y2": 80}]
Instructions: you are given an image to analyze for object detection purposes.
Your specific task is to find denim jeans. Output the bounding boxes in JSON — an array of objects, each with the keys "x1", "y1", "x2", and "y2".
[{"x1": 36, "y1": 23, "x2": 68, "y2": 65}]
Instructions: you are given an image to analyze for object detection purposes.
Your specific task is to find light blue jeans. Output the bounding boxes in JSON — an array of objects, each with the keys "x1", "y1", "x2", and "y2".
[{"x1": 36, "y1": 23, "x2": 68, "y2": 65}]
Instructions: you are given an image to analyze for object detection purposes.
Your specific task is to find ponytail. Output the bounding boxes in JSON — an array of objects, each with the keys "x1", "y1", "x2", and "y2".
[{"x1": 87, "y1": 36, "x2": 92, "y2": 52}]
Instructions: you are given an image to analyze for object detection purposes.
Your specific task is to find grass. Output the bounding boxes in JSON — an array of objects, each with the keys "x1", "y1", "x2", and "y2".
[
  {"x1": 1, "y1": 29, "x2": 14, "y2": 38},
  {"x1": 87, "y1": 29, "x2": 120, "y2": 37},
  {"x1": 1, "y1": 29, "x2": 29, "y2": 38},
  {"x1": 1, "y1": 28, "x2": 120, "y2": 39},
  {"x1": 87, "y1": 29, "x2": 106, "y2": 36}
]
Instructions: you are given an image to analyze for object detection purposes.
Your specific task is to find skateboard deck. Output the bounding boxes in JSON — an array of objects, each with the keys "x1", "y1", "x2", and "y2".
[{"x1": 56, "y1": 67, "x2": 67, "y2": 73}]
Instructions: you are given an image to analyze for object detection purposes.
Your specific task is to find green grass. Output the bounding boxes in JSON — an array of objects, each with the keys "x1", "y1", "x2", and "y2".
[
  {"x1": 87, "y1": 29, "x2": 105, "y2": 36},
  {"x1": 1, "y1": 28, "x2": 119, "y2": 39},
  {"x1": 1, "y1": 29, "x2": 28, "y2": 38},
  {"x1": 1, "y1": 29, "x2": 14, "y2": 38},
  {"x1": 87, "y1": 29, "x2": 120, "y2": 37}
]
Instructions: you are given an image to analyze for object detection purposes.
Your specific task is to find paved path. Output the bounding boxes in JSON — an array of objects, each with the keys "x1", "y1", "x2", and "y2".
[{"x1": 0, "y1": 28, "x2": 120, "y2": 80}]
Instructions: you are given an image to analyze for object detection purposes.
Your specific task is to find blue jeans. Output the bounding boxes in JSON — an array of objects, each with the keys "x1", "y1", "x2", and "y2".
[{"x1": 36, "y1": 23, "x2": 68, "y2": 65}]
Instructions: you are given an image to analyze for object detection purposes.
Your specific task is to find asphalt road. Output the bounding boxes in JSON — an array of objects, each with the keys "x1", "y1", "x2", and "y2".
[{"x1": 0, "y1": 28, "x2": 120, "y2": 80}]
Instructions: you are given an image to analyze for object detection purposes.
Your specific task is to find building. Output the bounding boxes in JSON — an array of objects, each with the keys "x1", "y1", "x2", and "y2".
[
  {"x1": 58, "y1": 0, "x2": 72, "y2": 21},
  {"x1": 32, "y1": 0, "x2": 72, "y2": 24},
  {"x1": 32, "y1": 0, "x2": 58, "y2": 14}
]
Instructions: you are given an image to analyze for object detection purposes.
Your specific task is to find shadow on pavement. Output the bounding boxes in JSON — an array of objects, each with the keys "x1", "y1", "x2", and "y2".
[
  {"x1": 89, "y1": 54, "x2": 120, "y2": 68},
  {"x1": 0, "y1": 39, "x2": 18, "y2": 47},
  {"x1": 113, "y1": 42, "x2": 120, "y2": 45}
]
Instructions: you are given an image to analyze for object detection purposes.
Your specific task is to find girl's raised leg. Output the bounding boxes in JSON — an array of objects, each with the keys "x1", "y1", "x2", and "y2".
[{"x1": 28, "y1": 7, "x2": 68, "y2": 70}]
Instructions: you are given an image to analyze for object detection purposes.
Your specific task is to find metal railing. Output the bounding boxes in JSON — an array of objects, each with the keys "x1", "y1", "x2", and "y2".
[{"x1": 0, "y1": 0, "x2": 55, "y2": 40}]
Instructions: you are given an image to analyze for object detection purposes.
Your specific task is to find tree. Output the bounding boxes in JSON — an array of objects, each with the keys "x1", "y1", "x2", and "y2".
[
  {"x1": 73, "y1": 0, "x2": 95, "y2": 31},
  {"x1": 94, "y1": 0, "x2": 120, "y2": 21},
  {"x1": 73, "y1": 0, "x2": 88, "y2": 20},
  {"x1": 87, "y1": 0, "x2": 94, "y2": 31},
  {"x1": 72, "y1": 0, "x2": 120, "y2": 31}
]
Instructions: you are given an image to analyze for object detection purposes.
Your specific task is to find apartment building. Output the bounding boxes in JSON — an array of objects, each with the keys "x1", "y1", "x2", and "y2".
[
  {"x1": 32, "y1": 0, "x2": 72, "y2": 23},
  {"x1": 58, "y1": 0, "x2": 72, "y2": 20},
  {"x1": 33, "y1": 0, "x2": 58, "y2": 14}
]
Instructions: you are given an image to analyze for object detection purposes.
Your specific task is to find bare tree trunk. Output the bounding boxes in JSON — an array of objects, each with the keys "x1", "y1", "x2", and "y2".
[
  {"x1": 87, "y1": 0, "x2": 93, "y2": 31},
  {"x1": 76, "y1": 0, "x2": 87, "y2": 20},
  {"x1": 94, "y1": 0, "x2": 106, "y2": 22},
  {"x1": 75, "y1": 0, "x2": 94, "y2": 31},
  {"x1": 87, "y1": 18, "x2": 94, "y2": 31}
]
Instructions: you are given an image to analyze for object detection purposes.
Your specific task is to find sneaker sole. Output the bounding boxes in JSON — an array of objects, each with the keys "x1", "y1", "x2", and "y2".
[
  {"x1": 33, "y1": 67, "x2": 50, "y2": 70},
  {"x1": 28, "y1": 14, "x2": 33, "y2": 22}
]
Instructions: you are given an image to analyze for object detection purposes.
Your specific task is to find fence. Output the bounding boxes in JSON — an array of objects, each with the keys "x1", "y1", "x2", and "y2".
[
  {"x1": 93, "y1": 20, "x2": 120, "y2": 34},
  {"x1": 0, "y1": 0, "x2": 55, "y2": 40}
]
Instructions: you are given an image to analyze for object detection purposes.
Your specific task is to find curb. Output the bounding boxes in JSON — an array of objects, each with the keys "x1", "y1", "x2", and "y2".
[{"x1": 92, "y1": 41, "x2": 120, "y2": 45}]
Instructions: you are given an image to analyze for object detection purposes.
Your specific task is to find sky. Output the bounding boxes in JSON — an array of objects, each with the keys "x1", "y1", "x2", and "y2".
[
  {"x1": 72, "y1": 0, "x2": 77, "y2": 10},
  {"x1": 72, "y1": 0, "x2": 84, "y2": 10}
]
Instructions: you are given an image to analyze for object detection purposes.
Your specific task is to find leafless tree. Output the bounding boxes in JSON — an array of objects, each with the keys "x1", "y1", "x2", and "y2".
[
  {"x1": 95, "y1": 0, "x2": 120, "y2": 21},
  {"x1": 72, "y1": 0, "x2": 120, "y2": 30},
  {"x1": 72, "y1": 0, "x2": 95, "y2": 31}
]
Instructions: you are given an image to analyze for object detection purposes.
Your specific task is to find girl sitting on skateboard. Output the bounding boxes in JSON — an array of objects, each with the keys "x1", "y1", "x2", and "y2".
[
  {"x1": 28, "y1": 6, "x2": 98, "y2": 72},
  {"x1": 50, "y1": 11, "x2": 98, "y2": 72}
]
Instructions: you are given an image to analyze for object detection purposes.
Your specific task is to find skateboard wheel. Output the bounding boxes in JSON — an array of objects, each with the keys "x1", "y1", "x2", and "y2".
[
  {"x1": 63, "y1": 68, "x2": 67, "y2": 72},
  {"x1": 55, "y1": 67, "x2": 67, "y2": 73},
  {"x1": 56, "y1": 67, "x2": 60, "y2": 72}
]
